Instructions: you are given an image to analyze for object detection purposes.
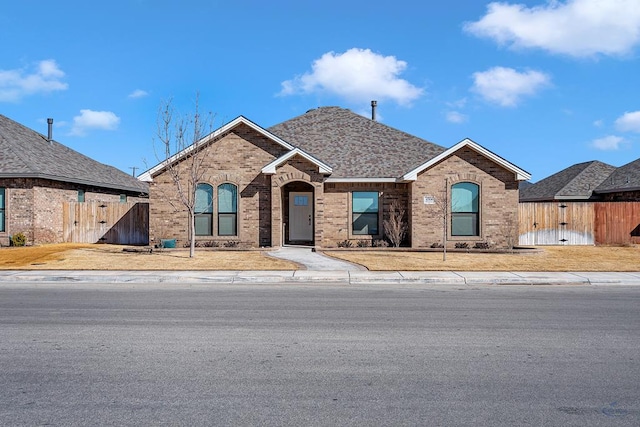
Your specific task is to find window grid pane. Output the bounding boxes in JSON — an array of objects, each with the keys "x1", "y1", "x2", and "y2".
[
  {"x1": 195, "y1": 214, "x2": 212, "y2": 236},
  {"x1": 218, "y1": 184, "x2": 237, "y2": 213},
  {"x1": 195, "y1": 184, "x2": 213, "y2": 214},
  {"x1": 218, "y1": 213, "x2": 237, "y2": 236}
]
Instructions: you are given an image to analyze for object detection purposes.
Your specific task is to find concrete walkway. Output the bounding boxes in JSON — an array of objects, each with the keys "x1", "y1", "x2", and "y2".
[
  {"x1": 266, "y1": 246, "x2": 366, "y2": 271},
  {"x1": 0, "y1": 270, "x2": 639, "y2": 286}
]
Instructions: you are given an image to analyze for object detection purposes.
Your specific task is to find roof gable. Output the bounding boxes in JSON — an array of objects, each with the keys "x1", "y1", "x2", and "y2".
[
  {"x1": 0, "y1": 114, "x2": 148, "y2": 194},
  {"x1": 402, "y1": 138, "x2": 531, "y2": 182},
  {"x1": 520, "y1": 160, "x2": 615, "y2": 201},
  {"x1": 140, "y1": 116, "x2": 323, "y2": 181},
  {"x1": 261, "y1": 148, "x2": 332, "y2": 175}
]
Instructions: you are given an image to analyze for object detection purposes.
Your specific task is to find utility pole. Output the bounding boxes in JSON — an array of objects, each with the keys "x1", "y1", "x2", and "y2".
[{"x1": 129, "y1": 166, "x2": 138, "y2": 177}]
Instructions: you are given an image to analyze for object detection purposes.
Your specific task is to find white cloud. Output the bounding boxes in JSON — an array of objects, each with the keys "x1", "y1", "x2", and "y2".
[
  {"x1": 615, "y1": 111, "x2": 640, "y2": 132},
  {"x1": 593, "y1": 119, "x2": 604, "y2": 127},
  {"x1": 464, "y1": 0, "x2": 640, "y2": 57},
  {"x1": 128, "y1": 89, "x2": 149, "y2": 99},
  {"x1": 0, "y1": 59, "x2": 68, "y2": 102},
  {"x1": 279, "y1": 48, "x2": 424, "y2": 106},
  {"x1": 70, "y1": 109, "x2": 120, "y2": 136},
  {"x1": 446, "y1": 111, "x2": 468, "y2": 124},
  {"x1": 591, "y1": 135, "x2": 625, "y2": 150},
  {"x1": 471, "y1": 66, "x2": 551, "y2": 107}
]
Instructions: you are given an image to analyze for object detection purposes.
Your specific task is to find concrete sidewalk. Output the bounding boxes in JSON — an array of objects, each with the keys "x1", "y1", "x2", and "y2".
[{"x1": 0, "y1": 270, "x2": 639, "y2": 286}]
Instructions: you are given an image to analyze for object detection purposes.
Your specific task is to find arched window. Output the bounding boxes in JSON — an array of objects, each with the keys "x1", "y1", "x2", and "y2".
[
  {"x1": 195, "y1": 183, "x2": 213, "y2": 236},
  {"x1": 218, "y1": 183, "x2": 237, "y2": 236},
  {"x1": 451, "y1": 182, "x2": 479, "y2": 236}
]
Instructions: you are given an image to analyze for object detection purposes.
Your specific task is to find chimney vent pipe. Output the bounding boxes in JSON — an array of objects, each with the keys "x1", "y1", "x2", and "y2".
[
  {"x1": 371, "y1": 100, "x2": 377, "y2": 121},
  {"x1": 47, "y1": 118, "x2": 53, "y2": 143}
]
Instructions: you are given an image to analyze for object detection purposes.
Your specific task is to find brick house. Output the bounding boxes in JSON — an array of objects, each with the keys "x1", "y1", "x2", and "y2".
[
  {"x1": 140, "y1": 106, "x2": 530, "y2": 249},
  {"x1": 0, "y1": 114, "x2": 149, "y2": 246}
]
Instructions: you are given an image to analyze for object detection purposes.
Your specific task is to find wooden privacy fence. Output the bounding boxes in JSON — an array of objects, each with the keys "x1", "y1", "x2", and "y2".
[
  {"x1": 63, "y1": 202, "x2": 149, "y2": 245},
  {"x1": 594, "y1": 202, "x2": 640, "y2": 245},
  {"x1": 519, "y1": 201, "x2": 640, "y2": 245}
]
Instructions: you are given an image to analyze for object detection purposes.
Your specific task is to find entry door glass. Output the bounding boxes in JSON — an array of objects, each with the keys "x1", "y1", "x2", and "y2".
[{"x1": 289, "y1": 192, "x2": 313, "y2": 241}]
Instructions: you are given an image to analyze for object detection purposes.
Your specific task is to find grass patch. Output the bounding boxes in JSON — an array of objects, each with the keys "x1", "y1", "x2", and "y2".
[
  {"x1": 0, "y1": 244, "x2": 299, "y2": 271},
  {"x1": 323, "y1": 246, "x2": 640, "y2": 272}
]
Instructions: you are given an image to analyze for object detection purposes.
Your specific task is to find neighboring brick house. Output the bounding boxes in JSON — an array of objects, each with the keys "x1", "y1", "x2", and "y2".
[
  {"x1": 593, "y1": 157, "x2": 640, "y2": 201},
  {"x1": 519, "y1": 160, "x2": 617, "y2": 202},
  {"x1": 140, "y1": 106, "x2": 530, "y2": 249},
  {"x1": 0, "y1": 114, "x2": 149, "y2": 246}
]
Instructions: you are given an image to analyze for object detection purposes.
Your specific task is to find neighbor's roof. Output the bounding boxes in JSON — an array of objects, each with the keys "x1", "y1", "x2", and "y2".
[
  {"x1": 0, "y1": 114, "x2": 148, "y2": 194},
  {"x1": 594, "y1": 157, "x2": 640, "y2": 193},
  {"x1": 520, "y1": 160, "x2": 616, "y2": 201},
  {"x1": 268, "y1": 106, "x2": 447, "y2": 179}
]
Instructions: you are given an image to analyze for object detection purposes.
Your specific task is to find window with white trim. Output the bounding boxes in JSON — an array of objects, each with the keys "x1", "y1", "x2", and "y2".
[
  {"x1": 352, "y1": 191, "x2": 379, "y2": 235},
  {"x1": 451, "y1": 182, "x2": 479, "y2": 236}
]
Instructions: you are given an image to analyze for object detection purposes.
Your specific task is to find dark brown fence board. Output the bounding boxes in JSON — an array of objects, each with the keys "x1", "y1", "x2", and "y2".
[{"x1": 594, "y1": 202, "x2": 640, "y2": 245}]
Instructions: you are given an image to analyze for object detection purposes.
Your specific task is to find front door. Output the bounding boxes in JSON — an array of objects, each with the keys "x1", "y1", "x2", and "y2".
[{"x1": 289, "y1": 192, "x2": 313, "y2": 241}]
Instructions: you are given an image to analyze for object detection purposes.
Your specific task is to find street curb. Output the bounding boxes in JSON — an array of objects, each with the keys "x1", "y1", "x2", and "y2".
[{"x1": 0, "y1": 270, "x2": 639, "y2": 286}]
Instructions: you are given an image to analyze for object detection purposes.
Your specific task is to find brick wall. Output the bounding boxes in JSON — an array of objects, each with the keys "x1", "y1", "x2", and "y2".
[
  {"x1": 0, "y1": 178, "x2": 147, "y2": 245},
  {"x1": 322, "y1": 182, "x2": 409, "y2": 247},
  {"x1": 410, "y1": 148, "x2": 520, "y2": 249},
  {"x1": 148, "y1": 124, "x2": 288, "y2": 248}
]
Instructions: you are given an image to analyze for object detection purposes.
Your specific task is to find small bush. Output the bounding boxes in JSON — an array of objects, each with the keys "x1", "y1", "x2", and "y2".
[
  {"x1": 337, "y1": 240, "x2": 353, "y2": 248},
  {"x1": 430, "y1": 242, "x2": 444, "y2": 248},
  {"x1": 203, "y1": 241, "x2": 219, "y2": 248},
  {"x1": 223, "y1": 241, "x2": 238, "y2": 248},
  {"x1": 11, "y1": 232, "x2": 26, "y2": 247},
  {"x1": 455, "y1": 242, "x2": 469, "y2": 249},
  {"x1": 473, "y1": 241, "x2": 491, "y2": 250},
  {"x1": 373, "y1": 239, "x2": 389, "y2": 247},
  {"x1": 356, "y1": 239, "x2": 371, "y2": 248}
]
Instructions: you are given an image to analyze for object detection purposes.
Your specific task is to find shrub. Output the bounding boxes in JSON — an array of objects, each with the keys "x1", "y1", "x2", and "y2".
[
  {"x1": 223, "y1": 241, "x2": 238, "y2": 248},
  {"x1": 473, "y1": 241, "x2": 491, "y2": 250},
  {"x1": 383, "y1": 200, "x2": 408, "y2": 247},
  {"x1": 356, "y1": 239, "x2": 371, "y2": 248},
  {"x1": 373, "y1": 239, "x2": 389, "y2": 247},
  {"x1": 455, "y1": 242, "x2": 469, "y2": 249},
  {"x1": 11, "y1": 232, "x2": 26, "y2": 247},
  {"x1": 430, "y1": 242, "x2": 444, "y2": 248},
  {"x1": 203, "y1": 241, "x2": 219, "y2": 248},
  {"x1": 337, "y1": 240, "x2": 353, "y2": 248}
]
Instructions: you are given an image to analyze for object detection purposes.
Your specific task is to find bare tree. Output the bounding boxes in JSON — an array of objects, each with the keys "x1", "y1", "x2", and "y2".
[
  {"x1": 154, "y1": 95, "x2": 215, "y2": 258},
  {"x1": 432, "y1": 178, "x2": 449, "y2": 261},
  {"x1": 383, "y1": 200, "x2": 408, "y2": 247}
]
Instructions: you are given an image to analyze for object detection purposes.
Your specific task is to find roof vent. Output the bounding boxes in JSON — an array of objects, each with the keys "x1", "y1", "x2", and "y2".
[
  {"x1": 371, "y1": 100, "x2": 377, "y2": 121},
  {"x1": 47, "y1": 118, "x2": 53, "y2": 143}
]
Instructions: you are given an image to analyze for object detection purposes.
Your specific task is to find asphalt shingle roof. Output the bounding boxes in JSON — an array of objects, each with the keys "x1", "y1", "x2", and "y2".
[
  {"x1": 268, "y1": 107, "x2": 446, "y2": 178},
  {"x1": 0, "y1": 114, "x2": 148, "y2": 194},
  {"x1": 519, "y1": 160, "x2": 616, "y2": 201},
  {"x1": 595, "y1": 157, "x2": 640, "y2": 193}
]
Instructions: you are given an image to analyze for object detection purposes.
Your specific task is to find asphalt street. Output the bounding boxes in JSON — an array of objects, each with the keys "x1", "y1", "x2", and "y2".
[{"x1": 1, "y1": 283, "x2": 639, "y2": 426}]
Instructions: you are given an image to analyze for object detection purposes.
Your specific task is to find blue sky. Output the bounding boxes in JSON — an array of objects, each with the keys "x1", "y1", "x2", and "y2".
[{"x1": 2, "y1": 0, "x2": 639, "y2": 182}]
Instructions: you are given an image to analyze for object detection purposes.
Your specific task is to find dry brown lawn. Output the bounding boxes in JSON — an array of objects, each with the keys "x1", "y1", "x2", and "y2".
[
  {"x1": 0, "y1": 244, "x2": 299, "y2": 270},
  {"x1": 323, "y1": 246, "x2": 640, "y2": 271},
  {"x1": 0, "y1": 244, "x2": 638, "y2": 271}
]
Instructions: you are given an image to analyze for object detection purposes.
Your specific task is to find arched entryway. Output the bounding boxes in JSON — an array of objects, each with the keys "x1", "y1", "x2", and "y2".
[{"x1": 282, "y1": 181, "x2": 314, "y2": 246}]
